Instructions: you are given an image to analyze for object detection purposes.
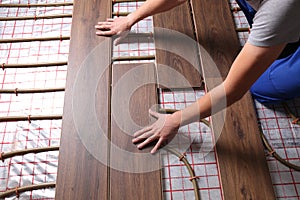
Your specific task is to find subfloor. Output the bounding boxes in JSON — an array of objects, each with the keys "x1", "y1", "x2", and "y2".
[{"x1": 0, "y1": 0, "x2": 299, "y2": 199}]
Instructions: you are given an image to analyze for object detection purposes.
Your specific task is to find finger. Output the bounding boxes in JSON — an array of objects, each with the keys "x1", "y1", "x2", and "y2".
[
  {"x1": 114, "y1": 33, "x2": 127, "y2": 46},
  {"x1": 132, "y1": 131, "x2": 152, "y2": 143},
  {"x1": 132, "y1": 137, "x2": 143, "y2": 144},
  {"x1": 132, "y1": 133, "x2": 149, "y2": 144},
  {"x1": 95, "y1": 24, "x2": 111, "y2": 30},
  {"x1": 96, "y1": 22, "x2": 109, "y2": 27},
  {"x1": 114, "y1": 37, "x2": 122, "y2": 46},
  {"x1": 96, "y1": 30, "x2": 114, "y2": 36},
  {"x1": 133, "y1": 125, "x2": 152, "y2": 138},
  {"x1": 97, "y1": 19, "x2": 113, "y2": 24},
  {"x1": 151, "y1": 138, "x2": 164, "y2": 154},
  {"x1": 106, "y1": 18, "x2": 114, "y2": 22},
  {"x1": 149, "y1": 109, "x2": 160, "y2": 119},
  {"x1": 133, "y1": 128, "x2": 155, "y2": 144},
  {"x1": 114, "y1": 33, "x2": 128, "y2": 46},
  {"x1": 96, "y1": 21, "x2": 111, "y2": 25},
  {"x1": 137, "y1": 135, "x2": 157, "y2": 150}
]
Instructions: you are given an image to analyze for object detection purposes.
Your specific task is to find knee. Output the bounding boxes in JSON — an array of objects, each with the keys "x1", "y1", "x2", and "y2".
[{"x1": 250, "y1": 81, "x2": 282, "y2": 104}]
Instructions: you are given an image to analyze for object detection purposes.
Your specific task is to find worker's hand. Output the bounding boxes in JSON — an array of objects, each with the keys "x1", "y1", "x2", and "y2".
[
  {"x1": 95, "y1": 17, "x2": 131, "y2": 45},
  {"x1": 132, "y1": 110, "x2": 180, "y2": 154}
]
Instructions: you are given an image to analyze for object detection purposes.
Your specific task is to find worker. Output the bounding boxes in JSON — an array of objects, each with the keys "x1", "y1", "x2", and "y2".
[{"x1": 95, "y1": 0, "x2": 300, "y2": 154}]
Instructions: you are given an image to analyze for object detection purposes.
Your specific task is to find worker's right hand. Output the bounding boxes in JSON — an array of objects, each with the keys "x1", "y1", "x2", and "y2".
[
  {"x1": 132, "y1": 109, "x2": 180, "y2": 154},
  {"x1": 95, "y1": 17, "x2": 132, "y2": 45}
]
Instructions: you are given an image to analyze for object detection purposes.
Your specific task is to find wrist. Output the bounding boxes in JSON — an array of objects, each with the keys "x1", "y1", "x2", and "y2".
[
  {"x1": 170, "y1": 111, "x2": 182, "y2": 129},
  {"x1": 126, "y1": 13, "x2": 138, "y2": 28}
]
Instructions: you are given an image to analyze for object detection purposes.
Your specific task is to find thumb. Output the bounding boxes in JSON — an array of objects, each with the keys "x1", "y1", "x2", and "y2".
[
  {"x1": 114, "y1": 35, "x2": 124, "y2": 46},
  {"x1": 149, "y1": 109, "x2": 161, "y2": 119},
  {"x1": 114, "y1": 30, "x2": 129, "y2": 46}
]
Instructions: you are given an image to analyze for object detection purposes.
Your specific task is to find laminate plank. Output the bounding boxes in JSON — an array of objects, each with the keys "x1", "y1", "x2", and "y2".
[
  {"x1": 190, "y1": 0, "x2": 275, "y2": 199},
  {"x1": 55, "y1": 0, "x2": 111, "y2": 199},
  {"x1": 153, "y1": 2, "x2": 202, "y2": 89},
  {"x1": 110, "y1": 63, "x2": 162, "y2": 200}
]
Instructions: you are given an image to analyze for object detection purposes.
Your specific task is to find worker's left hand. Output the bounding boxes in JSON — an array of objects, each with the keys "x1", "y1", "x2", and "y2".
[
  {"x1": 132, "y1": 109, "x2": 180, "y2": 154},
  {"x1": 95, "y1": 17, "x2": 131, "y2": 45}
]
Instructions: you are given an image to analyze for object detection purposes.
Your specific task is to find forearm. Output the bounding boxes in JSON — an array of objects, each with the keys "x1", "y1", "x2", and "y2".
[
  {"x1": 171, "y1": 86, "x2": 221, "y2": 126},
  {"x1": 127, "y1": 0, "x2": 187, "y2": 27},
  {"x1": 171, "y1": 42, "x2": 286, "y2": 127}
]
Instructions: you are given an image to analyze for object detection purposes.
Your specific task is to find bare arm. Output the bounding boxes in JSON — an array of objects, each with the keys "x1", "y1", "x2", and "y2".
[
  {"x1": 126, "y1": 0, "x2": 187, "y2": 26},
  {"x1": 95, "y1": 0, "x2": 187, "y2": 36},
  {"x1": 176, "y1": 42, "x2": 286, "y2": 125},
  {"x1": 133, "y1": 42, "x2": 286, "y2": 153}
]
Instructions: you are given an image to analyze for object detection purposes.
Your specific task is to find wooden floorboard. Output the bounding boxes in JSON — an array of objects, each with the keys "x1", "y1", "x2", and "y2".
[
  {"x1": 56, "y1": 0, "x2": 163, "y2": 197},
  {"x1": 110, "y1": 63, "x2": 162, "y2": 200},
  {"x1": 190, "y1": 0, "x2": 275, "y2": 199},
  {"x1": 153, "y1": 2, "x2": 202, "y2": 88},
  {"x1": 55, "y1": 0, "x2": 111, "y2": 199}
]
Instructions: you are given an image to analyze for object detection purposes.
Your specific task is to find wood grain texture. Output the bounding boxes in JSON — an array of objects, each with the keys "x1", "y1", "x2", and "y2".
[
  {"x1": 153, "y1": 2, "x2": 202, "y2": 89},
  {"x1": 110, "y1": 63, "x2": 162, "y2": 200},
  {"x1": 55, "y1": 0, "x2": 111, "y2": 199},
  {"x1": 190, "y1": 0, "x2": 275, "y2": 199}
]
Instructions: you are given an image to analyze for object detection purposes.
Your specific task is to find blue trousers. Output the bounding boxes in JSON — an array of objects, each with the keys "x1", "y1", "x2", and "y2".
[
  {"x1": 250, "y1": 47, "x2": 300, "y2": 103},
  {"x1": 236, "y1": 0, "x2": 300, "y2": 104}
]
